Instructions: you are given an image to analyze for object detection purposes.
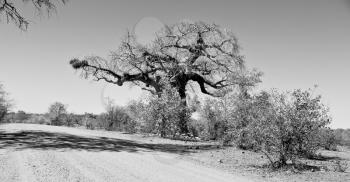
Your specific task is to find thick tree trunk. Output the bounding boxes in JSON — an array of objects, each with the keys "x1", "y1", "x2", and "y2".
[
  {"x1": 278, "y1": 155, "x2": 287, "y2": 167},
  {"x1": 0, "y1": 105, "x2": 7, "y2": 122},
  {"x1": 178, "y1": 84, "x2": 189, "y2": 135},
  {"x1": 160, "y1": 115, "x2": 166, "y2": 137}
]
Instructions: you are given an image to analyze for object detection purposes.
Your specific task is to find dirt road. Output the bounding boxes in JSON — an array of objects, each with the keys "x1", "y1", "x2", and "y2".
[{"x1": 0, "y1": 124, "x2": 251, "y2": 182}]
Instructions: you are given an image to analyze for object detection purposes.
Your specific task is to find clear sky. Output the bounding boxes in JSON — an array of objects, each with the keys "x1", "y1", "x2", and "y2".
[{"x1": 0, "y1": 0, "x2": 349, "y2": 128}]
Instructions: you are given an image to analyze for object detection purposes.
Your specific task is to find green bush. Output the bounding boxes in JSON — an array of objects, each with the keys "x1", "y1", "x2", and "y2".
[
  {"x1": 81, "y1": 113, "x2": 100, "y2": 130},
  {"x1": 64, "y1": 113, "x2": 83, "y2": 127},
  {"x1": 334, "y1": 129, "x2": 350, "y2": 147},
  {"x1": 196, "y1": 98, "x2": 228, "y2": 140},
  {"x1": 188, "y1": 118, "x2": 209, "y2": 139},
  {"x1": 143, "y1": 84, "x2": 191, "y2": 137},
  {"x1": 319, "y1": 128, "x2": 338, "y2": 151},
  {"x1": 125, "y1": 100, "x2": 147, "y2": 132},
  {"x1": 48, "y1": 102, "x2": 68, "y2": 126},
  {"x1": 13, "y1": 111, "x2": 30, "y2": 123},
  {"x1": 102, "y1": 104, "x2": 137, "y2": 133},
  {"x1": 234, "y1": 89, "x2": 331, "y2": 168}
]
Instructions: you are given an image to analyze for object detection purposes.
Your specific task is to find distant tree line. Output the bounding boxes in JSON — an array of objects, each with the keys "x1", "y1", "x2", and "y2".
[{"x1": 1, "y1": 84, "x2": 346, "y2": 167}]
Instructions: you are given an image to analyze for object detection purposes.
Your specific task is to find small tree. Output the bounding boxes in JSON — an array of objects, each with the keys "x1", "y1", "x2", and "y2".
[
  {"x1": 101, "y1": 100, "x2": 137, "y2": 133},
  {"x1": 65, "y1": 113, "x2": 82, "y2": 127},
  {"x1": 191, "y1": 86, "x2": 250, "y2": 142},
  {"x1": 48, "y1": 102, "x2": 67, "y2": 126},
  {"x1": 81, "y1": 113, "x2": 99, "y2": 130},
  {"x1": 240, "y1": 89, "x2": 331, "y2": 168},
  {"x1": 14, "y1": 110, "x2": 30, "y2": 123},
  {"x1": 125, "y1": 99, "x2": 147, "y2": 132},
  {"x1": 0, "y1": 83, "x2": 11, "y2": 122}
]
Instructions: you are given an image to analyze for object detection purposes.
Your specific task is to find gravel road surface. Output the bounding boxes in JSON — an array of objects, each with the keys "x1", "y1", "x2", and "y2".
[{"x1": 0, "y1": 124, "x2": 251, "y2": 182}]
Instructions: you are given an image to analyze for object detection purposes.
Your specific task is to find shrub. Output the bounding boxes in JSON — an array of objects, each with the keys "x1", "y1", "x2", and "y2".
[
  {"x1": 81, "y1": 113, "x2": 100, "y2": 130},
  {"x1": 334, "y1": 128, "x2": 350, "y2": 147},
  {"x1": 143, "y1": 84, "x2": 191, "y2": 137},
  {"x1": 13, "y1": 111, "x2": 30, "y2": 123},
  {"x1": 125, "y1": 100, "x2": 147, "y2": 132},
  {"x1": 64, "y1": 113, "x2": 84, "y2": 127},
  {"x1": 36, "y1": 115, "x2": 51, "y2": 125},
  {"x1": 319, "y1": 128, "x2": 339, "y2": 151},
  {"x1": 196, "y1": 98, "x2": 228, "y2": 140},
  {"x1": 188, "y1": 118, "x2": 209, "y2": 139},
  {"x1": 226, "y1": 92, "x2": 256, "y2": 148},
  {"x1": 102, "y1": 102, "x2": 137, "y2": 133},
  {"x1": 236, "y1": 89, "x2": 331, "y2": 168}
]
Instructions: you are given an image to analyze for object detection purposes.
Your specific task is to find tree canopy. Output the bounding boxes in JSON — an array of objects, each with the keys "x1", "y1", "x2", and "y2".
[
  {"x1": 48, "y1": 102, "x2": 67, "y2": 126},
  {"x1": 70, "y1": 21, "x2": 261, "y2": 100}
]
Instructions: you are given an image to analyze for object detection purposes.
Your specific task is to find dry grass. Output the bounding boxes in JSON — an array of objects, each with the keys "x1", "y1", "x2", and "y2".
[
  {"x1": 110, "y1": 128, "x2": 350, "y2": 181},
  {"x1": 183, "y1": 145, "x2": 350, "y2": 182}
]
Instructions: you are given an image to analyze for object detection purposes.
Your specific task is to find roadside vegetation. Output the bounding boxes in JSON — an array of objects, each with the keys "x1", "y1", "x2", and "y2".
[{"x1": 1, "y1": 21, "x2": 349, "y2": 180}]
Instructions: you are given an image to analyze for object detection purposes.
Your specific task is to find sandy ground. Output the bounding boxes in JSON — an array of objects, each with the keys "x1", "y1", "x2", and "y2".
[
  {"x1": 185, "y1": 142, "x2": 350, "y2": 182},
  {"x1": 0, "y1": 123, "x2": 252, "y2": 182}
]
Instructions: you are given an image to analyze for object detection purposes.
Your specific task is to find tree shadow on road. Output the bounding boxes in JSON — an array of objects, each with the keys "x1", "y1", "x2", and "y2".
[{"x1": 0, "y1": 130, "x2": 218, "y2": 154}]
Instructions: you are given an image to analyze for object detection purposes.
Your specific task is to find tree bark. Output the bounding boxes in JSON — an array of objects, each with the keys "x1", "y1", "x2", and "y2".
[{"x1": 178, "y1": 82, "x2": 189, "y2": 135}]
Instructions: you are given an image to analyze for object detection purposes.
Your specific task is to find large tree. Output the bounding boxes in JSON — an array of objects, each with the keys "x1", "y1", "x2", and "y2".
[
  {"x1": 0, "y1": 0, "x2": 67, "y2": 30},
  {"x1": 70, "y1": 21, "x2": 261, "y2": 133}
]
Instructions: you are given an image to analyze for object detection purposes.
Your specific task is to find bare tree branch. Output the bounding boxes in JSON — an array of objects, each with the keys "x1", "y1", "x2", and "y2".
[
  {"x1": 70, "y1": 21, "x2": 261, "y2": 99},
  {"x1": 0, "y1": 0, "x2": 67, "y2": 30}
]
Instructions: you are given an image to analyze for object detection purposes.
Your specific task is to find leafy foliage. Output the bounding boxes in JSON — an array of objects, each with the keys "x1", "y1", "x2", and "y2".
[
  {"x1": 143, "y1": 83, "x2": 192, "y2": 137},
  {"x1": 334, "y1": 128, "x2": 350, "y2": 146},
  {"x1": 13, "y1": 110, "x2": 30, "y2": 122},
  {"x1": 80, "y1": 113, "x2": 99, "y2": 130},
  {"x1": 100, "y1": 100, "x2": 137, "y2": 133},
  {"x1": 47, "y1": 102, "x2": 67, "y2": 126},
  {"x1": 233, "y1": 89, "x2": 331, "y2": 167},
  {"x1": 319, "y1": 128, "x2": 339, "y2": 151},
  {"x1": 64, "y1": 113, "x2": 83, "y2": 127},
  {"x1": 194, "y1": 98, "x2": 229, "y2": 140}
]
